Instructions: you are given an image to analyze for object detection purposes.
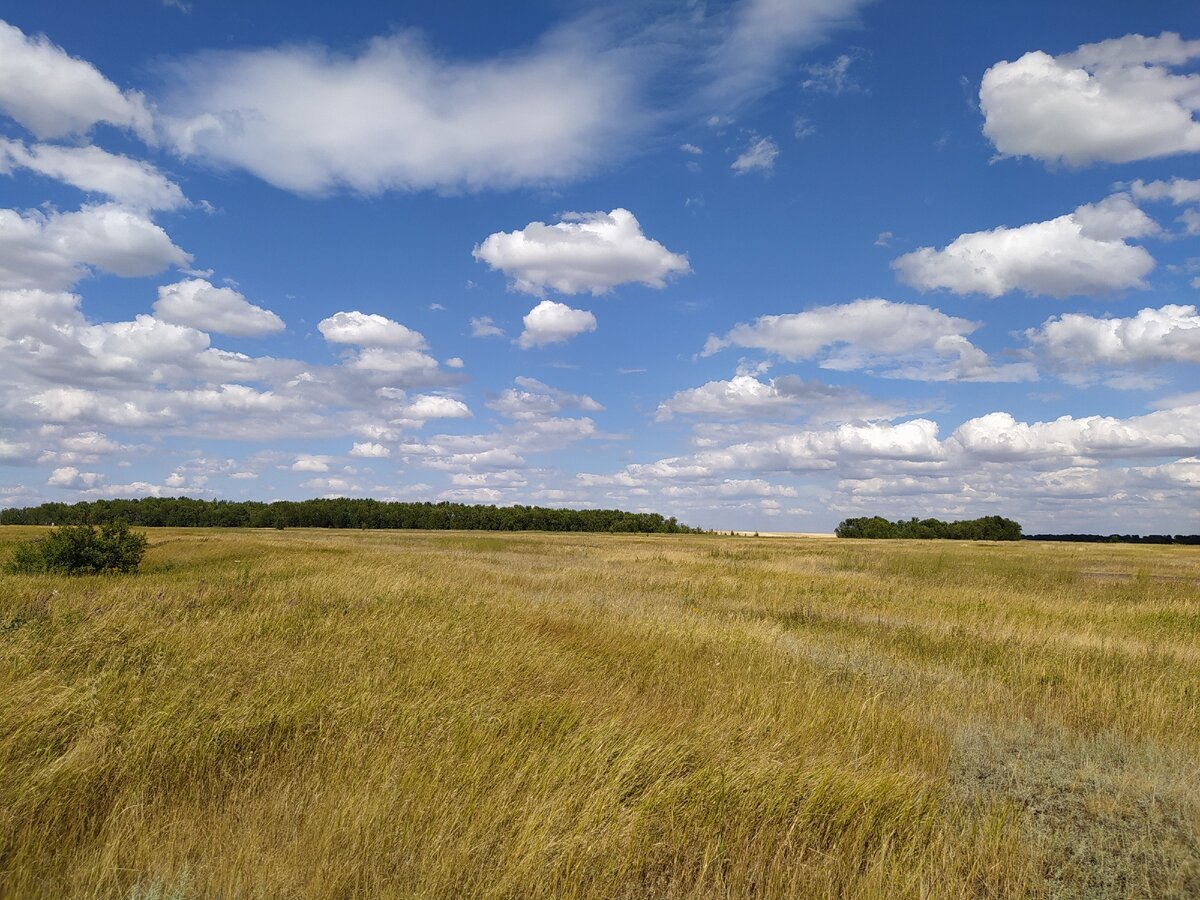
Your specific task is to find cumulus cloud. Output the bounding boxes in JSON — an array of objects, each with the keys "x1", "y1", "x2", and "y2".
[
  {"x1": 656, "y1": 374, "x2": 907, "y2": 422},
  {"x1": 349, "y1": 442, "x2": 390, "y2": 458},
  {"x1": 592, "y1": 419, "x2": 947, "y2": 483},
  {"x1": 0, "y1": 203, "x2": 191, "y2": 290},
  {"x1": 731, "y1": 136, "x2": 779, "y2": 175},
  {"x1": 487, "y1": 377, "x2": 603, "y2": 420},
  {"x1": 291, "y1": 455, "x2": 332, "y2": 473},
  {"x1": 346, "y1": 348, "x2": 442, "y2": 382},
  {"x1": 159, "y1": 28, "x2": 636, "y2": 195},
  {"x1": 474, "y1": 208, "x2": 690, "y2": 296},
  {"x1": 1129, "y1": 177, "x2": 1200, "y2": 205},
  {"x1": 47, "y1": 466, "x2": 105, "y2": 489},
  {"x1": 980, "y1": 32, "x2": 1200, "y2": 166},
  {"x1": 153, "y1": 279, "x2": 285, "y2": 337},
  {"x1": 949, "y1": 405, "x2": 1200, "y2": 461},
  {"x1": 470, "y1": 316, "x2": 505, "y2": 338},
  {"x1": 398, "y1": 394, "x2": 472, "y2": 422},
  {"x1": 581, "y1": 397, "x2": 1200, "y2": 531},
  {"x1": 1128, "y1": 178, "x2": 1200, "y2": 236},
  {"x1": 395, "y1": 378, "x2": 606, "y2": 486},
  {"x1": 0, "y1": 285, "x2": 460, "y2": 445},
  {"x1": 1026, "y1": 304, "x2": 1200, "y2": 384},
  {"x1": 892, "y1": 196, "x2": 1157, "y2": 298},
  {"x1": 702, "y1": 298, "x2": 1033, "y2": 381},
  {"x1": 0, "y1": 20, "x2": 153, "y2": 140},
  {"x1": 517, "y1": 300, "x2": 597, "y2": 349},
  {"x1": 318, "y1": 310, "x2": 427, "y2": 349},
  {"x1": 0, "y1": 139, "x2": 185, "y2": 211},
  {"x1": 0, "y1": 288, "x2": 213, "y2": 388}
]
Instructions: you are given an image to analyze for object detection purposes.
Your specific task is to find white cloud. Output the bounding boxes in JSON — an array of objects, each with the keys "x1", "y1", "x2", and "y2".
[
  {"x1": 0, "y1": 203, "x2": 191, "y2": 290},
  {"x1": 892, "y1": 196, "x2": 1156, "y2": 298},
  {"x1": 680, "y1": 143, "x2": 703, "y2": 155},
  {"x1": 801, "y1": 53, "x2": 862, "y2": 94},
  {"x1": 153, "y1": 278, "x2": 285, "y2": 337},
  {"x1": 656, "y1": 374, "x2": 907, "y2": 422},
  {"x1": 291, "y1": 455, "x2": 331, "y2": 473},
  {"x1": 1026, "y1": 305, "x2": 1200, "y2": 378},
  {"x1": 598, "y1": 418, "x2": 948, "y2": 482},
  {"x1": 731, "y1": 136, "x2": 779, "y2": 175},
  {"x1": 318, "y1": 310, "x2": 426, "y2": 349},
  {"x1": 0, "y1": 440, "x2": 36, "y2": 465},
  {"x1": 47, "y1": 466, "x2": 105, "y2": 489},
  {"x1": 517, "y1": 300, "x2": 597, "y2": 349},
  {"x1": 705, "y1": 0, "x2": 874, "y2": 109},
  {"x1": 487, "y1": 377, "x2": 603, "y2": 420},
  {"x1": 1178, "y1": 208, "x2": 1200, "y2": 236},
  {"x1": 581, "y1": 397, "x2": 1200, "y2": 531},
  {"x1": 1129, "y1": 177, "x2": 1200, "y2": 205},
  {"x1": 160, "y1": 28, "x2": 636, "y2": 195},
  {"x1": 474, "y1": 208, "x2": 690, "y2": 296},
  {"x1": 0, "y1": 285, "x2": 462, "y2": 445},
  {"x1": 0, "y1": 139, "x2": 185, "y2": 211},
  {"x1": 396, "y1": 382, "x2": 605, "y2": 483},
  {"x1": 36, "y1": 430, "x2": 128, "y2": 466},
  {"x1": 703, "y1": 298, "x2": 1033, "y2": 382},
  {"x1": 301, "y1": 476, "x2": 359, "y2": 494},
  {"x1": 0, "y1": 288, "x2": 214, "y2": 387},
  {"x1": 949, "y1": 405, "x2": 1200, "y2": 461},
  {"x1": 399, "y1": 394, "x2": 472, "y2": 421},
  {"x1": 350, "y1": 442, "x2": 391, "y2": 458},
  {"x1": 470, "y1": 316, "x2": 505, "y2": 338},
  {"x1": 347, "y1": 348, "x2": 442, "y2": 381},
  {"x1": 0, "y1": 20, "x2": 153, "y2": 140},
  {"x1": 980, "y1": 32, "x2": 1200, "y2": 166}
]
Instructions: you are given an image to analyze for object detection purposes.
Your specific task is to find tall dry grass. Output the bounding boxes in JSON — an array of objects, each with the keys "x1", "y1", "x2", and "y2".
[{"x1": 0, "y1": 528, "x2": 1197, "y2": 898}]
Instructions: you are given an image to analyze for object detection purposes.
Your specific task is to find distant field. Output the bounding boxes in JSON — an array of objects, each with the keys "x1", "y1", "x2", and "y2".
[{"x1": 1, "y1": 528, "x2": 1198, "y2": 898}]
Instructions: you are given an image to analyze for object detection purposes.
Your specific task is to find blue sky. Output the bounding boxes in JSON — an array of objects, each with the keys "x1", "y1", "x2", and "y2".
[{"x1": 1, "y1": 0, "x2": 1198, "y2": 532}]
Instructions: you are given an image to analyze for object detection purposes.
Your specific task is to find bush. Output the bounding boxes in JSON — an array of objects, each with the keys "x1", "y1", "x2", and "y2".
[{"x1": 8, "y1": 520, "x2": 148, "y2": 574}]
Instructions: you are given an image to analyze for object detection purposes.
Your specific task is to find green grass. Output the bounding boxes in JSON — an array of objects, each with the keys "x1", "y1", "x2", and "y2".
[{"x1": 0, "y1": 528, "x2": 1197, "y2": 898}]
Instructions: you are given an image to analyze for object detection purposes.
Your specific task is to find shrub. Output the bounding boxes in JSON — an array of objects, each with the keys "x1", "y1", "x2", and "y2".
[{"x1": 8, "y1": 520, "x2": 148, "y2": 575}]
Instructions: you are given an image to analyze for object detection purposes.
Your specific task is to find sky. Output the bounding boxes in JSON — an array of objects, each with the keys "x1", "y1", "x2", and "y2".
[{"x1": 0, "y1": 0, "x2": 1198, "y2": 533}]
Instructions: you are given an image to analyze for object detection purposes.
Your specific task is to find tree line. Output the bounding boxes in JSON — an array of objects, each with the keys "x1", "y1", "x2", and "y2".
[
  {"x1": 835, "y1": 516, "x2": 1023, "y2": 541},
  {"x1": 0, "y1": 497, "x2": 702, "y2": 534},
  {"x1": 1023, "y1": 533, "x2": 1200, "y2": 545}
]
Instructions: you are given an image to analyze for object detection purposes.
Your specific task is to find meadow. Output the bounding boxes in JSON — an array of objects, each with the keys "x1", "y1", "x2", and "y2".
[{"x1": 0, "y1": 527, "x2": 1197, "y2": 898}]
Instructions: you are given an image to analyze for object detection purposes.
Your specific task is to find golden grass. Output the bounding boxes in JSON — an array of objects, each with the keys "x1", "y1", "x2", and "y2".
[{"x1": 1, "y1": 528, "x2": 1197, "y2": 898}]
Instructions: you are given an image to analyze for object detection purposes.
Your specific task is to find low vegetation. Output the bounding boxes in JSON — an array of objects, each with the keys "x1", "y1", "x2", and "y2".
[
  {"x1": 836, "y1": 515, "x2": 1023, "y2": 540},
  {"x1": 7, "y1": 520, "x2": 147, "y2": 575},
  {"x1": 1, "y1": 528, "x2": 1197, "y2": 898}
]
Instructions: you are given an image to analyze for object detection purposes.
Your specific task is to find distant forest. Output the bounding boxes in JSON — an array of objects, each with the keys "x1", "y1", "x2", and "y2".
[
  {"x1": 0, "y1": 498, "x2": 702, "y2": 534},
  {"x1": 835, "y1": 516, "x2": 1200, "y2": 544},
  {"x1": 1023, "y1": 533, "x2": 1200, "y2": 546},
  {"x1": 835, "y1": 516, "x2": 1023, "y2": 541}
]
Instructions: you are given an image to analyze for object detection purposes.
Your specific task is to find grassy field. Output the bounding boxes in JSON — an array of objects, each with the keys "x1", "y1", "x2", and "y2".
[{"x1": 1, "y1": 528, "x2": 1198, "y2": 899}]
